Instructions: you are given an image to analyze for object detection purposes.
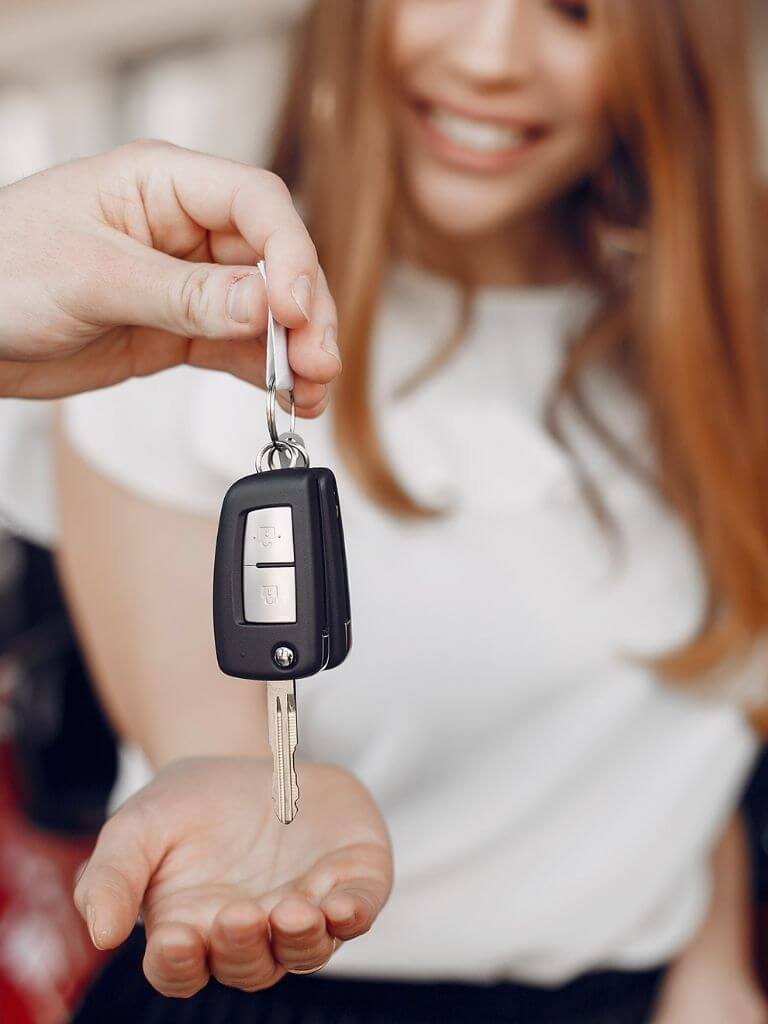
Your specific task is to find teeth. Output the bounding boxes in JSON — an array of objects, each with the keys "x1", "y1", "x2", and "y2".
[{"x1": 427, "y1": 107, "x2": 528, "y2": 153}]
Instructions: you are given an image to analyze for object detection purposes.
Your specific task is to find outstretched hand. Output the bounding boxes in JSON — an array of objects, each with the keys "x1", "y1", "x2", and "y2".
[{"x1": 74, "y1": 758, "x2": 392, "y2": 998}]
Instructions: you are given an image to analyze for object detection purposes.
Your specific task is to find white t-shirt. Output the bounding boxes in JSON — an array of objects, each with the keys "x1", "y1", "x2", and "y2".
[{"x1": 60, "y1": 262, "x2": 759, "y2": 985}]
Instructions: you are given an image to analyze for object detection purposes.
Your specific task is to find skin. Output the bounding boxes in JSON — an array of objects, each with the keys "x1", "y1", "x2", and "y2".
[
  {"x1": 60, "y1": 0, "x2": 764, "y2": 1011},
  {"x1": 74, "y1": 759, "x2": 391, "y2": 996},
  {"x1": 650, "y1": 816, "x2": 767, "y2": 1024},
  {"x1": 0, "y1": 139, "x2": 340, "y2": 412},
  {"x1": 391, "y1": 0, "x2": 611, "y2": 282}
]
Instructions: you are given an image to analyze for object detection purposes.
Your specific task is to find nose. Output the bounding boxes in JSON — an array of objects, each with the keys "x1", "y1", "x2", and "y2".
[{"x1": 448, "y1": 0, "x2": 536, "y2": 87}]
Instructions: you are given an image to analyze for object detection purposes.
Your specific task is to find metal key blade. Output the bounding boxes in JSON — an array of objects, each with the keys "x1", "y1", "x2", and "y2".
[{"x1": 267, "y1": 680, "x2": 299, "y2": 824}]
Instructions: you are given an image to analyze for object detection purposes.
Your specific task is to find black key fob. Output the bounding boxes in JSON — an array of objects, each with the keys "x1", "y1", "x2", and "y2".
[{"x1": 213, "y1": 466, "x2": 352, "y2": 681}]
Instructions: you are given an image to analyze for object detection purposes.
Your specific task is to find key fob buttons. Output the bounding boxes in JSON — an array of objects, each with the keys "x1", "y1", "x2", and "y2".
[
  {"x1": 244, "y1": 506, "x2": 294, "y2": 565},
  {"x1": 243, "y1": 565, "x2": 297, "y2": 623},
  {"x1": 242, "y1": 506, "x2": 297, "y2": 624}
]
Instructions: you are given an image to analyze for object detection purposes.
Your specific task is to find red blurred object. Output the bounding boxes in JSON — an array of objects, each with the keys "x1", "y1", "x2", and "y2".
[{"x1": 0, "y1": 744, "x2": 106, "y2": 1024}]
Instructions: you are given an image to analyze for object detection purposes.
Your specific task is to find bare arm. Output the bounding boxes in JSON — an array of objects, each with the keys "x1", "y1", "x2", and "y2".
[
  {"x1": 54, "y1": 420, "x2": 269, "y2": 766},
  {"x1": 651, "y1": 813, "x2": 767, "y2": 1023}
]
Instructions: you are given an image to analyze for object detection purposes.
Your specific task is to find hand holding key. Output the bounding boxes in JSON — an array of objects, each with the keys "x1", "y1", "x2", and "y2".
[
  {"x1": 0, "y1": 140, "x2": 340, "y2": 402},
  {"x1": 74, "y1": 757, "x2": 392, "y2": 997}
]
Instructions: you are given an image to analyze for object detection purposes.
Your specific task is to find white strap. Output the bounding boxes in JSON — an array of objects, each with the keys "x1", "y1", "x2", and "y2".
[{"x1": 257, "y1": 260, "x2": 294, "y2": 392}]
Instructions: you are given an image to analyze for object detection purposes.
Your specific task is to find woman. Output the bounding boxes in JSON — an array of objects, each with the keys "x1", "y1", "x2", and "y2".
[{"x1": 58, "y1": 0, "x2": 768, "y2": 1021}]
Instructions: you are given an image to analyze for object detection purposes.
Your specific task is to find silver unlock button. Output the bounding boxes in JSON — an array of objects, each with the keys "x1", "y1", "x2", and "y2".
[{"x1": 244, "y1": 507, "x2": 295, "y2": 565}]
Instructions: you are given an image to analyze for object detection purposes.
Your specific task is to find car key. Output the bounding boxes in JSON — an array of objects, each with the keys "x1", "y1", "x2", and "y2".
[{"x1": 212, "y1": 262, "x2": 351, "y2": 823}]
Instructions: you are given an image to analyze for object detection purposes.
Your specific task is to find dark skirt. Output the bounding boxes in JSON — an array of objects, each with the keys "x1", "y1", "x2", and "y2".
[{"x1": 72, "y1": 928, "x2": 667, "y2": 1024}]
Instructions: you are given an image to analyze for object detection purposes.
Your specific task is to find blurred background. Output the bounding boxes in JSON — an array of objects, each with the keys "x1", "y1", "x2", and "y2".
[{"x1": 0, "y1": 1, "x2": 765, "y2": 1021}]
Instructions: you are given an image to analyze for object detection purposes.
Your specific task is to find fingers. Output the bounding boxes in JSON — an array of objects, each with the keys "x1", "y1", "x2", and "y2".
[
  {"x1": 91, "y1": 142, "x2": 342, "y2": 390},
  {"x1": 73, "y1": 807, "x2": 158, "y2": 951},
  {"x1": 208, "y1": 231, "x2": 259, "y2": 268},
  {"x1": 145, "y1": 897, "x2": 336, "y2": 996},
  {"x1": 146, "y1": 897, "x2": 337, "y2": 996},
  {"x1": 321, "y1": 882, "x2": 384, "y2": 941},
  {"x1": 143, "y1": 922, "x2": 209, "y2": 999},
  {"x1": 286, "y1": 266, "x2": 342, "y2": 386},
  {"x1": 209, "y1": 901, "x2": 283, "y2": 991},
  {"x1": 269, "y1": 897, "x2": 336, "y2": 974},
  {"x1": 93, "y1": 246, "x2": 340, "y2": 402},
  {"x1": 186, "y1": 335, "x2": 330, "y2": 416},
  {"x1": 127, "y1": 141, "x2": 325, "y2": 330},
  {"x1": 89, "y1": 243, "x2": 272, "y2": 343},
  {"x1": 305, "y1": 842, "x2": 392, "y2": 944},
  {"x1": 278, "y1": 385, "x2": 329, "y2": 420}
]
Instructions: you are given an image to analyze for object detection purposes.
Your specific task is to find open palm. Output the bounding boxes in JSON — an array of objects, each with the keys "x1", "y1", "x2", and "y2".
[{"x1": 74, "y1": 758, "x2": 392, "y2": 997}]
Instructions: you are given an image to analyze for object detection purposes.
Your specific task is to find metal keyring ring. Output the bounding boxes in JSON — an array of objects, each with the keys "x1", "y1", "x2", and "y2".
[
  {"x1": 266, "y1": 381, "x2": 296, "y2": 446},
  {"x1": 256, "y1": 438, "x2": 307, "y2": 474}
]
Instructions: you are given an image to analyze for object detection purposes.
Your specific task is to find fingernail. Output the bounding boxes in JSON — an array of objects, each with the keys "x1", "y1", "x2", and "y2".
[
  {"x1": 73, "y1": 858, "x2": 88, "y2": 888},
  {"x1": 85, "y1": 904, "x2": 103, "y2": 949},
  {"x1": 321, "y1": 325, "x2": 342, "y2": 371},
  {"x1": 291, "y1": 275, "x2": 313, "y2": 321},
  {"x1": 226, "y1": 274, "x2": 260, "y2": 324},
  {"x1": 319, "y1": 325, "x2": 342, "y2": 370}
]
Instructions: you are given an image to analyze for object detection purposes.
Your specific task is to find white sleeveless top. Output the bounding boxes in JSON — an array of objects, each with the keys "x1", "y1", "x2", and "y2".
[{"x1": 59, "y1": 262, "x2": 759, "y2": 985}]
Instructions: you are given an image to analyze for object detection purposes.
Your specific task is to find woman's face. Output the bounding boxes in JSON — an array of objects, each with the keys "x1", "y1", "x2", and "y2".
[{"x1": 391, "y1": 0, "x2": 611, "y2": 239}]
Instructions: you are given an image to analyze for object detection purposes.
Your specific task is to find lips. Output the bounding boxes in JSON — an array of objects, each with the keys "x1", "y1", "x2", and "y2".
[
  {"x1": 425, "y1": 106, "x2": 533, "y2": 153},
  {"x1": 407, "y1": 97, "x2": 546, "y2": 173}
]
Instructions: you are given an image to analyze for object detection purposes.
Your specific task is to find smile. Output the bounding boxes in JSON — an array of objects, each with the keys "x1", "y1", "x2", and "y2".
[
  {"x1": 427, "y1": 107, "x2": 531, "y2": 153},
  {"x1": 408, "y1": 99, "x2": 547, "y2": 173}
]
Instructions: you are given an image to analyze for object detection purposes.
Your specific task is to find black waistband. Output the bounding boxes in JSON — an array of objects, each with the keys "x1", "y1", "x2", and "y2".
[
  {"x1": 74, "y1": 927, "x2": 669, "y2": 1024},
  {"x1": 290, "y1": 966, "x2": 668, "y2": 1024}
]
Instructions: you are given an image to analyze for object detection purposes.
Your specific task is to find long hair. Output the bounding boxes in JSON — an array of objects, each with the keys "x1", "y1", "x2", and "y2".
[{"x1": 271, "y1": 0, "x2": 768, "y2": 696}]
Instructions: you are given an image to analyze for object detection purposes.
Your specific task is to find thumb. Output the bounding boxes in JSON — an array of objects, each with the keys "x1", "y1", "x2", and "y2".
[
  {"x1": 81, "y1": 234, "x2": 270, "y2": 341},
  {"x1": 74, "y1": 806, "x2": 159, "y2": 951}
]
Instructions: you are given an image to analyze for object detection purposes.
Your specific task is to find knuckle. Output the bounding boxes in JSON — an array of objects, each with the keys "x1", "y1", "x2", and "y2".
[
  {"x1": 258, "y1": 169, "x2": 291, "y2": 199},
  {"x1": 106, "y1": 138, "x2": 176, "y2": 176},
  {"x1": 93, "y1": 865, "x2": 130, "y2": 902},
  {"x1": 177, "y1": 265, "x2": 214, "y2": 336},
  {"x1": 97, "y1": 813, "x2": 125, "y2": 844},
  {"x1": 156, "y1": 978, "x2": 207, "y2": 1000},
  {"x1": 282, "y1": 947, "x2": 331, "y2": 972},
  {"x1": 216, "y1": 966, "x2": 280, "y2": 993},
  {"x1": 124, "y1": 137, "x2": 176, "y2": 160},
  {"x1": 145, "y1": 964, "x2": 207, "y2": 1000}
]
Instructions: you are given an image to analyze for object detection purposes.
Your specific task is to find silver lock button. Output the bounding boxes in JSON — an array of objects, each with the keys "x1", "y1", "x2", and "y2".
[
  {"x1": 244, "y1": 565, "x2": 297, "y2": 623},
  {"x1": 244, "y1": 507, "x2": 294, "y2": 565}
]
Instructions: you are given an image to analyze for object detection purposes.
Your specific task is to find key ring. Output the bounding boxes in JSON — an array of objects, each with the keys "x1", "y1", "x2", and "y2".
[
  {"x1": 266, "y1": 381, "x2": 296, "y2": 445},
  {"x1": 256, "y1": 438, "x2": 308, "y2": 474},
  {"x1": 258, "y1": 259, "x2": 311, "y2": 473}
]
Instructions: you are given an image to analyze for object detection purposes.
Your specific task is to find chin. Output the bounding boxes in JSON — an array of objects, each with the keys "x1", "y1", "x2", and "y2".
[{"x1": 405, "y1": 166, "x2": 540, "y2": 240}]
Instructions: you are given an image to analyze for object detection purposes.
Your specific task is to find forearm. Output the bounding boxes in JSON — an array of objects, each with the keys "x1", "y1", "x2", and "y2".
[
  {"x1": 679, "y1": 812, "x2": 755, "y2": 970},
  {"x1": 651, "y1": 812, "x2": 766, "y2": 1023},
  {"x1": 54, "y1": 422, "x2": 269, "y2": 769}
]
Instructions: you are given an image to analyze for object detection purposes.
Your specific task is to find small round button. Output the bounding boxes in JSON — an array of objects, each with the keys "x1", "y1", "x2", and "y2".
[{"x1": 273, "y1": 645, "x2": 295, "y2": 669}]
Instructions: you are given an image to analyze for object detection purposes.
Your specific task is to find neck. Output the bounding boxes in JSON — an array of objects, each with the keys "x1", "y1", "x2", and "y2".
[{"x1": 393, "y1": 201, "x2": 584, "y2": 289}]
